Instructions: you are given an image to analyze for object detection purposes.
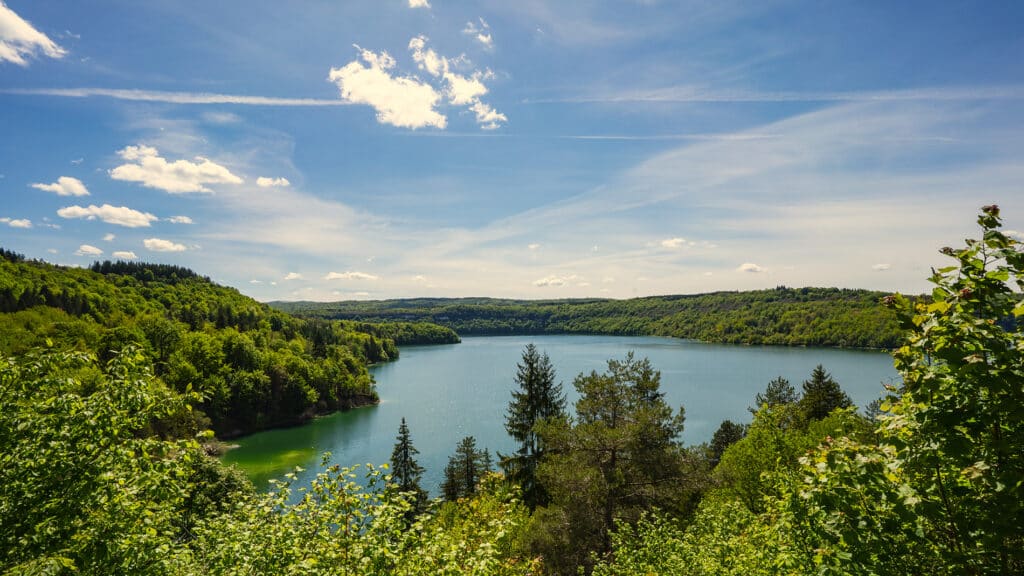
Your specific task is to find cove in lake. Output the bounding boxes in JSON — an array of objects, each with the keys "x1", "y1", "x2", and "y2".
[{"x1": 222, "y1": 335, "x2": 899, "y2": 495}]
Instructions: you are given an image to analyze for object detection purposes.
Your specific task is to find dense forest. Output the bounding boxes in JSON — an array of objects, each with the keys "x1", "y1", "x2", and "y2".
[
  {"x1": 0, "y1": 254, "x2": 455, "y2": 437},
  {"x1": 273, "y1": 286, "x2": 902, "y2": 349},
  {"x1": 1, "y1": 208, "x2": 1021, "y2": 574}
]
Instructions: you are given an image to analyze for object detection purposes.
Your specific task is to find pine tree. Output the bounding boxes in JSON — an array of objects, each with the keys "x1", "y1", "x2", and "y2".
[
  {"x1": 799, "y1": 364, "x2": 852, "y2": 421},
  {"x1": 751, "y1": 375, "x2": 799, "y2": 413},
  {"x1": 389, "y1": 417, "x2": 427, "y2": 516},
  {"x1": 499, "y1": 344, "x2": 566, "y2": 509},
  {"x1": 441, "y1": 436, "x2": 490, "y2": 501}
]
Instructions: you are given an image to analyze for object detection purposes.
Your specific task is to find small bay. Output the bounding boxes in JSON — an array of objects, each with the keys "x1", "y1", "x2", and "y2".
[{"x1": 223, "y1": 335, "x2": 899, "y2": 494}]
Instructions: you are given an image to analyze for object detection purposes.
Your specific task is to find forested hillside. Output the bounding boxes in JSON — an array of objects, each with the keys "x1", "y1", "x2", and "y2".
[
  {"x1": 0, "y1": 253, "x2": 452, "y2": 437},
  {"x1": 274, "y1": 286, "x2": 902, "y2": 348}
]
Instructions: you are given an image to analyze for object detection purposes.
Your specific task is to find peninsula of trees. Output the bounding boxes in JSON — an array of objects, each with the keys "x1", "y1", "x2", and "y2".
[
  {"x1": 0, "y1": 254, "x2": 455, "y2": 438},
  {"x1": 272, "y1": 286, "x2": 902, "y2": 349}
]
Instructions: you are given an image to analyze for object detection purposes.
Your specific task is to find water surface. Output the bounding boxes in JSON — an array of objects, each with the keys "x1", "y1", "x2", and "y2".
[{"x1": 223, "y1": 335, "x2": 899, "y2": 494}]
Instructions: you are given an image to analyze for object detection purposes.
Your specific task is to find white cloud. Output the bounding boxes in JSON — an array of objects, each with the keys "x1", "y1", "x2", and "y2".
[
  {"x1": 409, "y1": 36, "x2": 506, "y2": 129},
  {"x1": 0, "y1": 1, "x2": 66, "y2": 66},
  {"x1": 70, "y1": 158, "x2": 83, "y2": 165},
  {"x1": 463, "y1": 18, "x2": 494, "y2": 50},
  {"x1": 57, "y1": 204, "x2": 158, "y2": 228},
  {"x1": 143, "y1": 238, "x2": 187, "y2": 252},
  {"x1": 167, "y1": 215, "x2": 193, "y2": 224},
  {"x1": 3, "y1": 87, "x2": 347, "y2": 106},
  {"x1": 408, "y1": 0, "x2": 430, "y2": 8},
  {"x1": 872, "y1": 263, "x2": 891, "y2": 271},
  {"x1": 256, "y1": 176, "x2": 291, "y2": 188},
  {"x1": 328, "y1": 46, "x2": 446, "y2": 129},
  {"x1": 528, "y1": 243, "x2": 541, "y2": 250},
  {"x1": 112, "y1": 250, "x2": 138, "y2": 260},
  {"x1": 533, "y1": 274, "x2": 580, "y2": 287},
  {"x1": 109, "y1": 144, "x2": 243, "y2": 194},
  {"x1": 103, "y1": 233, "x2": 115, "y2": 242},
  {"x1": 283, "y1": 272, "x2": 304, "y2": 281},
  {"x1": 249, "y1": 279, "x2": 263, "y2": 284},
  {"x1": 75, "y1": 244, "x2": 103, "y2": 257},
  {"x1": 324, "y1": 271, "x2": 380, "y2": 281},
  {"x1": 1005, "y1": 229, "x2": 1024, "y2": 241},
  {"x1": 736, "y1": 262, "x2": 766, "y2": 273},
  {"x1": 31, "y1": 176, "x2": 89, "y2": 196},
  {"x1": 660, "y1": 237, "x2": 685, "y2": 249},
  {"x1": 470, "y1": 101, "x2": 507, "y2": 130},
  {"x1": 4, "y1": 218, "x2": 31, "y2": 228}
]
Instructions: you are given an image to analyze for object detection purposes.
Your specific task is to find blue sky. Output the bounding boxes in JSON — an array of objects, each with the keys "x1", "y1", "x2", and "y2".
[{"x1": 2, "y1": 0, "x2": 1023, "y2": 301}]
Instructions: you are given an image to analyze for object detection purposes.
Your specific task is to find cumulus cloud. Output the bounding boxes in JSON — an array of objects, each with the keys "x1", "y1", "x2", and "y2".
[
  {"x1": 528, "y1": 243, "x2": 541, "y2": 250},
  {"x1": 2, "y1": 218, "x2": 32, "y2": 228},
  {"x1": 408, "y1": 36, "x2": 506, "y2": 129},
  {"x1": 408, "y1": 0, "x2": 430, "y2": 8},
  {"x1": 328, "y1": 46, "x2": 446, "y2": 129},
  {"x1": 0, "y1": 1, "x2": 66, "y2": 66},
  {"x1": 872, "y1": 263, "x2": 891, "y2": 271},
  {"x1": 57, "y1": 204, "x2": 158, "y2": 228},
  {"x1": 166, "y1": 215, "x2": 193, "y2": 224},
  {"x1": 324, "y1": 271, "x2": 380, "y2": 281},
  {"x1": 103, "y1": 233, "x2": 115, "y2": 241},
  {"x1": 112, "y1": 250, "x2": 138, "y2": 260},
  {"x1": 31, "y1": 176, "x2": 89, "y2": 196},
  {"x1": 256, "y1": 176, "x2": 291, "y2": 188},
  {"x1": 75, "y1": 244, "x2": 103, "y2": 256},
  {"x1": 109, "y1": 144, "x2": 243, "y2": 193},
  {"x1": 660, "y1": 237, "x2": 686, "y2": 249},
  {"x1": 283, "y1": 272, "x2": 304, "y2": 281},
  {"x1": 143, "y1": 238, "x2": 187, "y2": 252},
  {"x1": 463, "y1": 18, "x2": 494, "y2": 50},
  {"x1": 736, "y1": 262, "x2": 766, "y2": 273}
]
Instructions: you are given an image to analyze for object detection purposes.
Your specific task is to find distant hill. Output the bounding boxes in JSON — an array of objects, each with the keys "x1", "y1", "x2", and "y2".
[
  {"x1": 272, "y1": 287, "x2": 904, "y2": 349},
  {"x1": 0, "y1": 251, "x2": 453, "y2": 438}
]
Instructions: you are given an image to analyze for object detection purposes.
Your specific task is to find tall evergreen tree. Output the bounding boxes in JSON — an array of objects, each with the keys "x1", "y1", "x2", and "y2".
[
  {"x1": 798, "y1": 364, "x2": 852, "y2": 421},
  {"x1": 389, "y1": 417, "x2": 427, "y2": 516},
  {"x1": 751, "y1": 375, "x2": 799, "y2": 414},
  {"x1": 441, "y1": 436, "x2": 491, "y2": 501},
  {"x1": 499, "y1": 344, "x2": 566, "y2": 509}
]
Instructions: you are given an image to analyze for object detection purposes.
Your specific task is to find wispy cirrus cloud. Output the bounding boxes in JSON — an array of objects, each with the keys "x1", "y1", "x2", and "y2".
[
  {"x1": 3, "y1": 87, "x2": 348, "y2": 106},
  {"x1": 527, "y1": 85, "x2": 1024, "y2": 104},
  {"x1": 0, "y1": 1, "x2": 65, "y2": 66},
  {"x1": 110, "y1": 144, "x2": 243, "y2": 193},
  {"x1": 57, "y1": 204, "x2": 158, "y2": 227}
]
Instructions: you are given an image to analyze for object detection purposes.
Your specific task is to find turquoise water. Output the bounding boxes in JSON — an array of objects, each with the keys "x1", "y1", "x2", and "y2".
[{"x1": 223, "y1": 335, "x2": 899, "y2": 494}]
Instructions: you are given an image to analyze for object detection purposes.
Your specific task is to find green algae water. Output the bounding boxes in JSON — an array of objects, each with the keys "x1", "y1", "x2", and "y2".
[{"x1": 222, "y1": 335, "x2": 898, "y2": 494}]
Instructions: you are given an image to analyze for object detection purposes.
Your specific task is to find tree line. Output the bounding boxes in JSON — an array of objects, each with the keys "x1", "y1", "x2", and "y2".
[{"x1": 273, "y1": 286, "x2": 904, "y2": 349}]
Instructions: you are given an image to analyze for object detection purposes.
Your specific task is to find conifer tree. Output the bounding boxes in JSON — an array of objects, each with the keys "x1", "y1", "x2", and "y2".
[
  {"x1": 441, "y1": 436, "x2": 491, "y2": 501},
  {"x1": 389, "y1": 417, "x2": 427, "y2": 515},
  {"x1": 751, "y1": 375, "x2": 799, "y2": 414},
  {"x1": 798, "y1": 364, "x2": 851, "y2": 421},
  {"x1": 499, "y1": 344, "x2": 566, "y2": 509}
]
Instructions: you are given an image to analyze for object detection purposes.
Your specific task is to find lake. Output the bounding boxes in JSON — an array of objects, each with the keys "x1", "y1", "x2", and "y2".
[{"x1": 222, "y1": 335, "x2": 899, "y2": 495}]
